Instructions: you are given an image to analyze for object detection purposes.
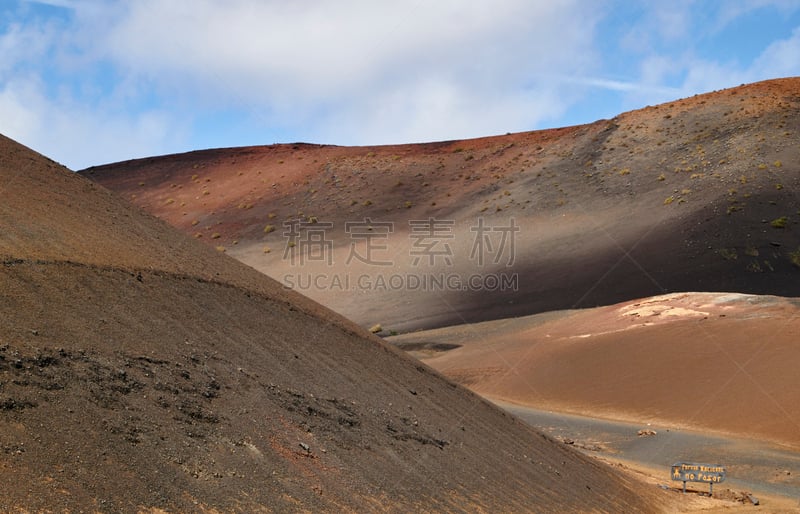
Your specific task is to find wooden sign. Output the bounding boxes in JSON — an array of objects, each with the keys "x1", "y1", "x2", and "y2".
[{"x1": 671, "y1": 462, "x2": 726, "y2": 495}]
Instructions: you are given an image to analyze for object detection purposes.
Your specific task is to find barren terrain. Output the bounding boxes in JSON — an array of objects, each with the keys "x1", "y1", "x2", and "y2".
[
  {"x1": 0, "y1": 134, "x2": 673, "y2": 511},
  {"x1": 391, "y1": 292, "x2": 800, "y2": 447},
  {"x1": 85, "y1": 78, "x2": 800, "y2": 332},
  {"x1": 77, "y1": 78, "x2": 800, "y2": 511},
  {"x1": 390, "y1": 292, "x2": 800, "y2": 509}
]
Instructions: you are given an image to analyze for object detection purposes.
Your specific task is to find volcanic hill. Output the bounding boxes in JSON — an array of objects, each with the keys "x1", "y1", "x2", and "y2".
[
  {"x1": 84, "y1": 78, "x2": 800, "y2": 332},
  {"x1": 0, "y1": 135, "x2": 670, "y2": 511}
]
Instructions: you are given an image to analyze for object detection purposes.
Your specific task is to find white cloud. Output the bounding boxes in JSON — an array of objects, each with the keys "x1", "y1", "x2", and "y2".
[
  {"x1": 0, "y1": 78, "x2": 42, "y2": 139},
  {"x1": 99, "y1": 1, "x2": 596, "y2": 97},
  {"x1": 0, "y1": 74, "x2": 185, "y2": 168},
  {"x1": 85, "y1": 0, "x2": 602, "y2": 142},
  {"x1": 0, "y1": 0, "x2": 612, "y2": 164},
  {"x1": 750, "y1": 26, "x2": 800, "y2": 78},
  {"x1": 675, "y1": 24, "x2": 800, "y2": 98},
  {"x1": 1, "y1": 0, "x2": 798, "y2": 168},
  {"x1": 605, "y1": 0, "x2": 800, "y2": 113},
  {"x1": 0, "y1": 19, "x2": 53, "y2": 75}
]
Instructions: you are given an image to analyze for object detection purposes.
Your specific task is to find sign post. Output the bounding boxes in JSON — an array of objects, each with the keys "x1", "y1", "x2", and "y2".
[{"x1": 671, "y1": 462, "x2": 726, "y2": 497}]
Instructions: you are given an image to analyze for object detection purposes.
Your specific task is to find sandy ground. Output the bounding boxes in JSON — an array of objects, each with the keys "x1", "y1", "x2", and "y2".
[
  {"x1": 500, "y1": 401, "x2": 800, "y2": 504},
  {"x1": 389, "y1": 291, "x2": 800, "y2": 510},
  {"x1": 394, "y1": 292, "x2": 800, "y2": 449}
]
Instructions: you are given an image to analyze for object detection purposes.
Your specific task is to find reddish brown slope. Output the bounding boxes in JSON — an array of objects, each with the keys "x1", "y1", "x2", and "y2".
[
  {"x1": 84, "y1": 78, "x2": 800, "y2": 332},
  {"x1": 0, "y1": 134, "x2": 666, "y2": 512},
  {"x1": 393, "y1": 292, "x2": 800, "y2": 449}
]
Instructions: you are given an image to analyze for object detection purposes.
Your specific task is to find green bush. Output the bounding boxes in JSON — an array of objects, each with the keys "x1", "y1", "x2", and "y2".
[{"x1": 770, "y1": 217, "x2": 789, "y2": 229}]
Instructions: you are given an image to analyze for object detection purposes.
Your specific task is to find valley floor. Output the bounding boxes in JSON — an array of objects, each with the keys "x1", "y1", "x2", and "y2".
[{"x1": 498, "y1": 400, "x2": 800, "y2": 508}]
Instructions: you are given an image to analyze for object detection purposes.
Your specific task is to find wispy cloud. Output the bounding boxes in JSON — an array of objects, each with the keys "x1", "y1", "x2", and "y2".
[
  {"x1": 93, "y1": 1, "x2": 603, "y2": 140},
  {"x1": 553, "y1": 75, "x2": 682, "y2": 96},
  {"x1": 0, "y1": 0, "x2": 798, "y2": 168}
]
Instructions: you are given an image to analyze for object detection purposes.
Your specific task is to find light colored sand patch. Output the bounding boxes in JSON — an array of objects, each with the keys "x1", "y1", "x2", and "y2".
[
  {"x1": 619, "y1": 299, "x2": 709, "y2": 319},
  {"x1": 622, "y1": 305, "x2": 709, "y2": 318},
  {"x1": 571, "y1": 322, "x2": 655, "y2": 339}
]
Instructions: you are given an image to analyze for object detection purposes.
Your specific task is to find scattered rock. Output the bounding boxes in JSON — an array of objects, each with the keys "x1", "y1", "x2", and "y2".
[
  {"x1": 369, "y1": 324, "x2": 383, "y2": 334},
  {"x1": 637, "y1": 429, "x2": 657, "y2": 437}
]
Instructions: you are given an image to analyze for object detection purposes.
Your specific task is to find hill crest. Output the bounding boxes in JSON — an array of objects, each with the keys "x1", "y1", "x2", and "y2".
[{"x1": 84, "y1": 77, "x2": 800, "y2": 332}]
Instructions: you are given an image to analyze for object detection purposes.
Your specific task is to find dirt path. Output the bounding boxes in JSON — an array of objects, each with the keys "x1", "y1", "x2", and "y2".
[{"x1": 497, "y1": 400, "x2": 800, "y2": 504}]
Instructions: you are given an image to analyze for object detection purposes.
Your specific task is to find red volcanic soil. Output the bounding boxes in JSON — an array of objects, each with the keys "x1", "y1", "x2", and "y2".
[
  {"x1": 392, "y1": 292, "x2": 800, "y2": 450},
  {"x1": 84, "y1": 78, "x2": 800, "y2": 332},
  {"x1": 0, "y1": 134, "x2": 675, "y2": 511}
]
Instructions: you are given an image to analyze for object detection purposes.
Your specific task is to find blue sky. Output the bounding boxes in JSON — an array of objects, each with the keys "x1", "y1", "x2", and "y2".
[{"x1": 2, "y1": 0, "x2": 800, "y2": 170}]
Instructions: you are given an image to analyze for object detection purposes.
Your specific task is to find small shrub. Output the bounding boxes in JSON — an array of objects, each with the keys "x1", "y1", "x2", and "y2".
[
  {"x1": 664, "y1": 196, "x2": 675, "y2": 205},
  {"x1": 747, "y1": 260, "x2": 762, "y2": 273},
  {"x1": 789, "y1": 248, "x2": 800, "y2": 268},
  {"x1": 770, "y1": 217, "x2": 789, "y2": 229},
  {"x1": 264, "y1": 224, "x2": 275, "y2": 234}
]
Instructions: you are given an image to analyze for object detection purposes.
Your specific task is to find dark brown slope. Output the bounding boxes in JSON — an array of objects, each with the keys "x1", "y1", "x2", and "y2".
[
  {"x1": 83, "y1": 78, "x2": 800, "y2": 332},
  {"x1": 0, "y1": 134, "x2": 665, "y2": 512}
]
